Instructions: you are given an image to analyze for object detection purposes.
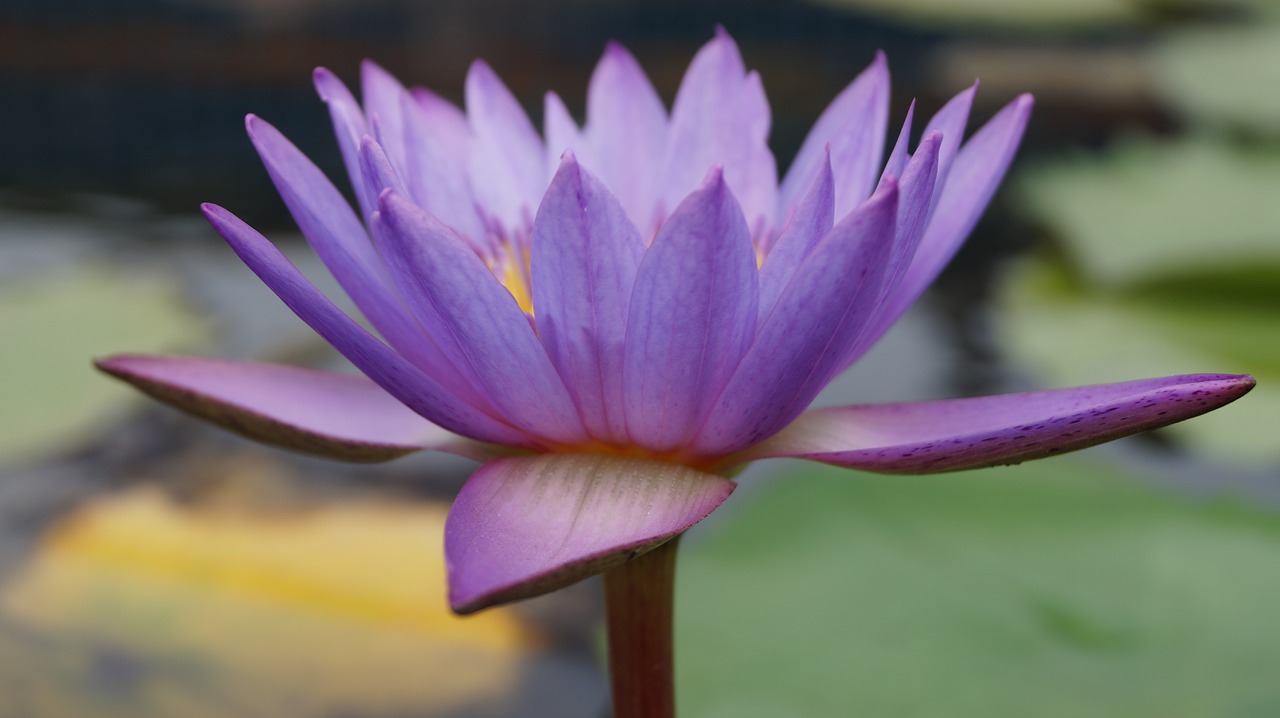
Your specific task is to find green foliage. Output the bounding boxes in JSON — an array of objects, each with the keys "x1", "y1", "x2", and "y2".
[
  {"x1": 678, "y1": 459, "x2": 1280, "y2": 717},
  {"x1": 0, "y1": 266, "x2": 210, "y2": 464},
  {"x1": 1015, "y1": 135, "x2": 1280, "y2": 286},
  {"x1": 1155, "y1": 25, "x2": 1280, "y2": 135}
]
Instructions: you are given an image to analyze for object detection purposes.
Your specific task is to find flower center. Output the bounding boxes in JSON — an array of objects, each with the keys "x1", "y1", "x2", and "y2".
[{"x1": 489, "y1": 243, "x2": 534, "y2": 315}]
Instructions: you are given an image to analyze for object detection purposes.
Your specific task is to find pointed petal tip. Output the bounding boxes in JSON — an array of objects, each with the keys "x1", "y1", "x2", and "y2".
[
  {"x1": 312, "y1": 66, "x2": 339, "y2": 96},
  {"x1": 360, "y1": 58, "x2": 392, "y2": 80},
  {"x1": 466, "y1": 58, "x2": 498, "y2": 86},
  {"x1": 602, "y1": 39, "x2": 632, "y2": 60},
  {"x1": 92, "y1": 353, "x2": 133, "y2": 377},
  {"x1": 1007, "y1": 93, "x2": 1036, "y2": 120},
  {"x1": 93, "y1": 354, "x2": 473, "y2": 464},
  {"x1": 375, "y1": 185, "x2": 400, "y2": 209},
  {"x1": 748, "y1": 373, "x2": 1258, "y2": 474},
  {"x1": 1194, "y1": 372, "x2": 1255, "y2": 394}
]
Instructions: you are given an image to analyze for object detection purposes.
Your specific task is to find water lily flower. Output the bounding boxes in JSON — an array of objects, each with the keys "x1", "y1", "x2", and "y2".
[{"x1": 97, "y1": 31, "x2": 1253, "y2": 621}]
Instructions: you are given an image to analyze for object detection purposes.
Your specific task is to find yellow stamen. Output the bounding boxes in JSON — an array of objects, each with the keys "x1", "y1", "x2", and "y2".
[{"x1": 491, "y1": 245, "x2": 534, "y2": 315}]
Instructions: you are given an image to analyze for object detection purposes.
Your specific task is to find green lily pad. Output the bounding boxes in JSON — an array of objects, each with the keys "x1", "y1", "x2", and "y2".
[
  {"x1": 996, "y1": 258, "x2": 1279, "y2": 460},
  {"x1": 1015, "y1": 135, "x2": 1280, "y2": 286},
  {"x1": 0, "y1": 265, "x2": 210, "y2": 464},
  {"x1": 679, "y1": 458, "x2": 1280, "y2": 717},
  {"x1": 1154, "y1": 24, "x2": 1280, "y2": 134}
]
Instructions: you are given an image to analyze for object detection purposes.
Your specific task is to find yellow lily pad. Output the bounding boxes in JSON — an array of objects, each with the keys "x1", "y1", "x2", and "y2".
[{"x1": 0, "y1": 489, "x2": 548, "y2": 717}]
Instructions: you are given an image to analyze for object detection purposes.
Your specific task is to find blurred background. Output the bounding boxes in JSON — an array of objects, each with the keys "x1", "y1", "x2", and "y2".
[{"x1": 1, "y1": 0, "x2": 1278, "y2": 715}]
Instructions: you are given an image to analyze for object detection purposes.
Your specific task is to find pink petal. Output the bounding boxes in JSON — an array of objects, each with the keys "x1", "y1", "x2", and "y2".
[
  {"x1": 661, "y1": 29, "x2": 777, "y2": 235},
  {"x1": 445, "y1": 453, "x2": 735, "y2": 614},
  {"x1": 95, "y1": 354, "x2": 504, "y2": 462},
  {"x1": 736, "y1": 374, "x2": 1256, "y2": 473},
  {"x1": 780, "y1": 51, "x2": 889, "y2": 221}
]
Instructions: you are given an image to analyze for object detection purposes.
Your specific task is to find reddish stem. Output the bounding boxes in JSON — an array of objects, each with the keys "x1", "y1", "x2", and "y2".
[{"x1": 603, "y1": 537, "x2": 680, "y2": 718}]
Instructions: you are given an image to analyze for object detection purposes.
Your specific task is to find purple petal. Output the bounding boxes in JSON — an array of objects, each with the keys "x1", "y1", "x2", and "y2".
[
  {"x1": 465, "y1": 60, "x2": 547, "y2": 230},
  {"x1": 359, "y1": 61, "x2": 412, "y2": 189},
  {"x1": 95, "y1": 354, "x2": 505, "y2": 462},
  {"x1": 870, "y1": 94, "x2": 1033, "y2": 343},
  {"x1": 201, "y1": 203, "x2": 531, "y2": 447},
  {"x1": 399, "y1": 88, "x2": 488, "y2": 244},
  {"x1": 780, "y1": 51, "x2": 889, "y2": 221},
  {"x1": 244, "y1": 115, "x2": 443, "y2": 375},
  {"x1": 838, "y1": 133, "x2": 944, "y2": 371},
  {"x1": 878, "y1": 101, "x2": 915, "y2": 186},
  {"x1": 737, "y1": 374, "x2": 1255, "y2": 473},
  {"x1": 758, "y1": 150, "x2": 835, "y2": 320},
  {"x1": 692, "y1": 180, "x2": 899, "y2": 457},
  {"x1": 531, "y1": 154, "x2": 646, "y2": 442},
  {"x1": 920, "y1": 82, "x2": 977, "y2": 203},
  {"x1": 583, "y1": 42, "x2": 669, "y2": 235},
  {"x1": 371, "y1": 190, "x2": 588, "y2": 445},
  {"x1": 661, "y1": 29, "x2": 777, "y2": 236},
  {"x1": 409, "y1": 85, "x2": 470, "y2": 138},
  {"x1": 867, "y1": 131, "x2": 942, "y2": 318},
  {"x1": 445, "y1": 453, "x2": 735, "y2": 614},
  {"x1": 543, "y1": 91, "x2": 589, "y2": 180},
  {"x1": 357, "y1": 134, "x2": 407, "y2": 199},
  {"x1": 313, "y1": 67, "x2": 376, "y2": 219},
  {"x1": 624, "y1": 168, "x2": 759, "y2": 453}
]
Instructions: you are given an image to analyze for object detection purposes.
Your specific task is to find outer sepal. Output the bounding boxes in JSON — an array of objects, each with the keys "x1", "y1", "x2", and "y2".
[
  {"x1": 96, "y1": 354, "x2": 509, "y2": 463},
  {"x1": 445, "y1": 453, "x2": 735, "y2": 614},
  {"x1": 731, "y1": 374, "x2": 1255, "y2": 473}
]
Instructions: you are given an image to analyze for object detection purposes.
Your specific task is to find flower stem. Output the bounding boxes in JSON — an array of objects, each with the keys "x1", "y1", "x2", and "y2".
[{"x1": 603, "y1": 536, "x2": 680, "y2": 718}]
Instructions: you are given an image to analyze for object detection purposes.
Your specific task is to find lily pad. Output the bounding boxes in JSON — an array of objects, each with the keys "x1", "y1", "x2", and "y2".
[
  {"x1": 0, "y1": 266, "x2": 210, "y2": 464},
  {"x1": 1014, "y1": 135, "x2": 1280, "y2": 286},
  {"x1": 678, "y1": 458, "x2": 1280, "y2": 716},
  {"x1": 0, "y1": 488, "x2": 600, "y2": 717},
  {"x1": 996, "y1": 258, "x2": 1279, "y2": 460},
  {"x1": 1154, "y1": 24, "x2": 1280, "y2": 134}
]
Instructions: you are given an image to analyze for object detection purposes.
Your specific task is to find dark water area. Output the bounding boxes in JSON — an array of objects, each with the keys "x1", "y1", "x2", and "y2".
[{"x1": 0, "y1": 0, "x2": 1142, "y2": 225}]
